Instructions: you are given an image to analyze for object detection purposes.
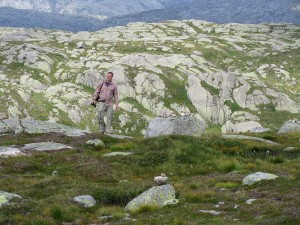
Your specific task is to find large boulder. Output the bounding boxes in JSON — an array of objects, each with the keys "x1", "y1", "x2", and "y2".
[
  {"x1": 145, "y1": 117, "x2": 206, "y2": 138},
  {"x1": 125, "y1": 184, "x2": 177, "y2": 212},
  {"x1": 277, "y1": 119, "x2": 300, "y2": 134},
  {"x1": 243, "y1": 172, "x2": 278, "y2": 185}
]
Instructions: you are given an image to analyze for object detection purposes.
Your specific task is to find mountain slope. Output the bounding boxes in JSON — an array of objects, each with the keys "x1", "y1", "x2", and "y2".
[
  {"x1": 0, "y1": 0, "x2": 193, "y2": 18},
  {"x1": 97, "y1": 0, "x2": 300, "y2": 28},
  {"x1": 0, "y1": 1, "x2": 299, "y2": 32},
  {"x1": 0, "y1": 20, "x2": 299, "y2": 135}
]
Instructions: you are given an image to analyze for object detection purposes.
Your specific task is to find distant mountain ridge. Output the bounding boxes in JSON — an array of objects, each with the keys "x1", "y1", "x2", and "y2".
[
  {"x1": 0, "y1": 0, "x2": 193, "y2": 18},
  {"x1": 0, "y1": 0, "x2": 299, "y2": 31}
]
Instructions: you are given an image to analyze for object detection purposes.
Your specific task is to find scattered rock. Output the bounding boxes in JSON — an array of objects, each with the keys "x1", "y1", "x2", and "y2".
[
  {"x1": 145, "y1": 117, "x2": 206, "y2": 138},
  {"x1": 249, "y1": 127, "x2": 271, "y2": 133},
  {"x1": 22, "y1": 142, "x2": 72, "y2": 151},
  {"x1": 86, "y1": 139, "x2": 105, "y2": 147},
  {"x1": 0, "y1": 191, "x2": 22, "y2": 207},
  {"x1": 0, "y1": 146, "x2": 23, "y2": 157},
  {"x1": 103, "y1": 152, "x2": 133, "y2": 157},
  {"x1": 198, "y1": 210, "x2": 222, "y2": 215},
  {"x1": 125, "y1": 184, "x2": 177, "y2": 212},
  {"x1": 277, "y1": 119, "x2": 300, "y2": 134},
  {"x1": 222, "y1": 135, "x2": 280, "y2": 145},
  {"x1": 154, "y1": 173, "x2": 168, "y2": 186},
  {"x1": 76, "y1": 42, "x2": 86, "y2": 49},
  {"x1": 246, "y1": 199, "x2": 257, "y2": 204},
  {"x1": 162, "y1": 199, "x2": 179, "y2": 206},
  {"x1": 283, "y1": 146, "x2": 298, "y2": 152},
  {"x1": 99, "y1": 215, "x2": 113, "y2": 220},
  {"x1": 243, "y1": 172, "x2": 278, "y2": 185},
  {"x1": 0, "y1": 119, "x2": 87, "y2": 136},
  {"x1": 73, "y1": 195, "x2": 96, "y2": 208},
  {"x1": 105, "y1": 134, "x2": 133, "y2": 139}
]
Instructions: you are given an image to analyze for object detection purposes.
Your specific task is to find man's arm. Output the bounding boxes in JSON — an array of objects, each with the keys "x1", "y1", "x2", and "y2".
[
  {"x1": 114, "y1": 86, "x2": 119, "y2": 110},
  {"x1": 92, "y1": 81, "x2": 104, "y2": 101}
]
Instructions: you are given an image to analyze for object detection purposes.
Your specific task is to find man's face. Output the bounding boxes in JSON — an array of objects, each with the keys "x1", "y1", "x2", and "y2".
[{"x1": 106, "y1": 73, "x2": 113, "y2": 82}]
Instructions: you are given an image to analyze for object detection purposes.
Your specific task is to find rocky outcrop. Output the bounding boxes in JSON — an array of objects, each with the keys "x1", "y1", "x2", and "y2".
[
  {"x1": 0, "y1": 119, "x2": 87, "y2": 136},
  {"x1": 145, "y1": 117, "x2": 206, "y2": 138},
  {"x1": 277, "y1": 119, "x2": 300, "y2": 134}
]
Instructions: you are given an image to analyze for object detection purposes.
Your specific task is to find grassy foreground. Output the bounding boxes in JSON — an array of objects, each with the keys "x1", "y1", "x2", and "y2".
[{"x1": 0, "y1": 132, "x2": 299, "y2": 225}]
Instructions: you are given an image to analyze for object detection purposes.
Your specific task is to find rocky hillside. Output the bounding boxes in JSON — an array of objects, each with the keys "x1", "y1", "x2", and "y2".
[{"x1": 0, "y1": 20, "x2": 299, "y2": 135}]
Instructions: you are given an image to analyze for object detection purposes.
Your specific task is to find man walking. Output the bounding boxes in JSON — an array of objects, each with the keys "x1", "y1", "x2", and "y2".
[{"x1": 92, "y1": 72, "x2": 119, "y2": 134}]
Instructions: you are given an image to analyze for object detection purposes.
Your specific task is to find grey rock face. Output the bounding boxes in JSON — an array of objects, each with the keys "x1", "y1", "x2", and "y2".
[
  {"x1": 73, "y1": 195, "x2": 96, "y2": 208},
  {"x1": 277, "y1": 119, "x2": 300, "y2": 134},
  {"x1": 125, "y1": 184, "x2": 176, "y2": 212},
  {"x1": 145, "y1": 117, "x2": 206, "y2": 138},
  {"x1": 0, "y1": 119, "x2": 87, "y2": 136},
  {"x1": 0, "y1": 191, "x2": 22, "y2": 207},
  {"x1": 243, "y1": 172, "x2": 278, "y2": 185}
]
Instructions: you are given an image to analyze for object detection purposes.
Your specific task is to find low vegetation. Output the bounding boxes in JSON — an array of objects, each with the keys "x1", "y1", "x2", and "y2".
[{"x1": 0, "y1": 131, "x2": 299, "y2": 224}]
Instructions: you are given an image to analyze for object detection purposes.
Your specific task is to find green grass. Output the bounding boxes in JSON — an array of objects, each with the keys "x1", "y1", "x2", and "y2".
[{"x1": 0, "y1": 132, "x2": 299, "y2": 224}]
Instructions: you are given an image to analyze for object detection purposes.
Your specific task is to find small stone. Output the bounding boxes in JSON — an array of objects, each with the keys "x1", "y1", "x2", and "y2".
[
  {"x1": 154, "y1": 173, "x2": 168, "y2": 186},
  {"x1": 86, "y1": 139, "x2": 105, "y2": 147},
  {"x1": 162, "y1": 199, "x2": 179, "y2": 206},
  {"x1": 99, "y1": 215, "x2": 113, "y2": 220},
  {"x1": 103, "y1": 152, "x2": 133, "y2": 157},
  {"x1": 246, "y1": 199, "x2": 257, "y2": 204},
  {"x1": 73, "y1": 195, "x2": 96, "y2": 208},
  {"x1": 198, "y1": 210, "x2": 222, "y2": 215}
]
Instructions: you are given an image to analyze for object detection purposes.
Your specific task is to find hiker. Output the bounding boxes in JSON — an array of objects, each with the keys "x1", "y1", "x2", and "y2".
[{"x1": 92, "y1": 72, "x2": 119, "y2": 134}]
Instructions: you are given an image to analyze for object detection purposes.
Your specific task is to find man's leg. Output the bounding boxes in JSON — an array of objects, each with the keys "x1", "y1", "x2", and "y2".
[
  {"x1": 97, "y1": 102, "x2": 107, "y2": 133},
  {"x1": 105, "y1": 104, "x2": 114, "y2": 133}
]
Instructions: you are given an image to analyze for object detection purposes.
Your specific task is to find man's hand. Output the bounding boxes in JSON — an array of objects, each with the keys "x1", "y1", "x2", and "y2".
[
  {"x1": 115, "y1": 105, "x2": 119, "y2": 111},
  {"x1": 92, "y1": 100, "x2": 97, "y2": 104}
]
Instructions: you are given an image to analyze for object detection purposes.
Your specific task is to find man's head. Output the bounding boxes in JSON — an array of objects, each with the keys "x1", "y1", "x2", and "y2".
[{"x1": 106, "y1": 72, "x2": 114, "y2": 82}]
